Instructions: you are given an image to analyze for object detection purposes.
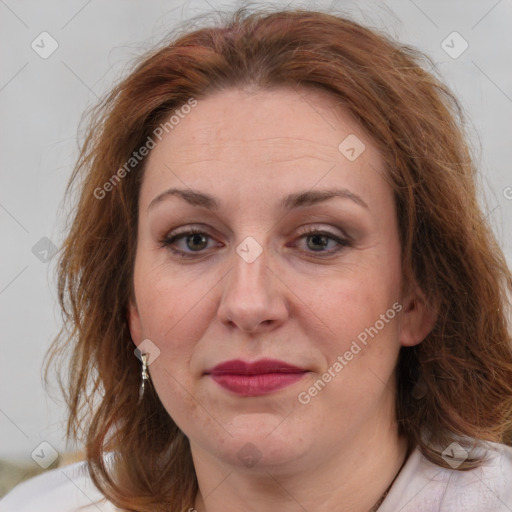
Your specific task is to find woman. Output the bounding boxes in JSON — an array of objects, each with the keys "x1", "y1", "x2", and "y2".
[{"x1": 2, "y1": 6, "x2": 512, "y2": 512}]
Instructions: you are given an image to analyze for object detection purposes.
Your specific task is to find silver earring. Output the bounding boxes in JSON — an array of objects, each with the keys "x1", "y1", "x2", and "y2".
[{"x1": 139, "y1": 353, "x2": 149, "y2": 400}]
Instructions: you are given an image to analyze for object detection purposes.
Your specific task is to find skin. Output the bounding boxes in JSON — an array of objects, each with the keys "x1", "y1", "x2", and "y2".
[{"x1": 128, "y1": 86, "x2": 436, "y2": 512}]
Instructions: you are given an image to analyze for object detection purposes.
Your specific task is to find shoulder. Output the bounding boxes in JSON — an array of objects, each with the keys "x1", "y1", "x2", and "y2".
[
  {"x1": 381, "y1": 441, "x2": 512, "y2": 512},
  {"x1": 0, "y1": 461, "x2": 118, "y2": 512}
]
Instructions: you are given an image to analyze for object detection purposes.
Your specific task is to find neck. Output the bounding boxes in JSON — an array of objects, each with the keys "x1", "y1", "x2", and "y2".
[{"x1": 192, "y1": 407, "x2": 408, "y2": 512}]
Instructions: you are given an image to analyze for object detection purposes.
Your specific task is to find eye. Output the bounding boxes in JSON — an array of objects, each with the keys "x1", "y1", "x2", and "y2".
[
  {"x1": 160, "y1": 228, "x2": 219, "y2": 258},
  {"x1": 291, "y1": 227, "x2": 351, "y2": 256},
  {"x1": 161, "y1": 225, "x2": 351, "y2": 259}
]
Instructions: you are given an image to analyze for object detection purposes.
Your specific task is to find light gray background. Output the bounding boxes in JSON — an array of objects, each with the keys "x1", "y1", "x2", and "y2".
[{"x1": 1, "y1": 0, "x2": 511, "y2": 463}]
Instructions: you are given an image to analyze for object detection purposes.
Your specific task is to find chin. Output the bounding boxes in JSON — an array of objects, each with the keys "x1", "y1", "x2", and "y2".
[{"x1": 209, "y1": 413, "x2": 314, "y2": 470}]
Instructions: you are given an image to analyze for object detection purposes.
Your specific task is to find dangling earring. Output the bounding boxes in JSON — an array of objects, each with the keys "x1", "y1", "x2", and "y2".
[{"x1": 139, "y1": 353, "x2": 149, "y2": 400}]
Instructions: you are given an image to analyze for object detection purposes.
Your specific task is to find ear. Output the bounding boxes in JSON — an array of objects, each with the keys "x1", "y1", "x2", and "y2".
[
  {"x1": 127, "y1": 299, "x2": 143, "y2": 346},
  {"x1": 398, "y1": 286, "x2": 437, "y2": 347}
]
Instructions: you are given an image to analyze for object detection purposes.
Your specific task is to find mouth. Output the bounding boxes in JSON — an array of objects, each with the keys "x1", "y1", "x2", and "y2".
[{"x1": 204, "y1": 359, "x2": 309, "y2": 396}]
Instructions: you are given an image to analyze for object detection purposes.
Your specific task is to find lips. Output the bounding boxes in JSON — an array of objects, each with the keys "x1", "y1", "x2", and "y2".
[{"x1": 205, "y1": 359, "x2": 308, "y2": 396}]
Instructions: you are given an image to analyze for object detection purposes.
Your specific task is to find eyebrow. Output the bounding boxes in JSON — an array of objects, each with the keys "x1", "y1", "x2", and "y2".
[{"x1": 147, "y1": 187, "x2": 368, "y2": 212}]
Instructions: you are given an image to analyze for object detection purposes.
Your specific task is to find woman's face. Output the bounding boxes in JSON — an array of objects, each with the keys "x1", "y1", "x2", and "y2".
[{"x1": 128, "y1": 86, "x2": 428, "y2": 473}]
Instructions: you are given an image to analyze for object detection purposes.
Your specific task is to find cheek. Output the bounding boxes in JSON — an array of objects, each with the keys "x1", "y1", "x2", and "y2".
[
  {"x1": 134, "y1": 271, "x2": 210, "y2": 429},
  {"x1": 149, "y1": 362, "x2": 210, "y2": 436},
  {"x1": 293, "y1": 246, "x2": 402, "y2": 395},
  {"x1": 130, "y1": 267, "x2": 210, "y2": 405},
  {"x1": 295, "y1": 253, "x2": 400, "y2": 340},
  {"x1": 294, "y1": 275, "x2": 401, "y2": 425},
  {"x1": 133, "y1": 256, "x2": 218, "y2": 339}
]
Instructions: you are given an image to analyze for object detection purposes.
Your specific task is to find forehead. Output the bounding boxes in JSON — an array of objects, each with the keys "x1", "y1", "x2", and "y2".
[
  {"x1": 149, "y1": 87, "x2": 373, "y2": 159},
  {"x1": 140, "y1": 86, "x2": 389, "y2": 212}
]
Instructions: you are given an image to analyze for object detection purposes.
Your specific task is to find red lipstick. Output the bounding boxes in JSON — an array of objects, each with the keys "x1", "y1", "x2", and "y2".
[{"x1": 205, "y1": 359, "x2": 308, "y2": 396}]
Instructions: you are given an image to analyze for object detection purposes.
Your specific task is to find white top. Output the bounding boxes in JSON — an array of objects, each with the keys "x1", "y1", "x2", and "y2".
[{"x1": 1, "y1": 442, "x2": 512, "y2": 511}]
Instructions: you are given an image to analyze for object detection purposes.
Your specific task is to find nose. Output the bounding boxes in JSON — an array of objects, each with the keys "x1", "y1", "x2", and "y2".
[{"x1": 217, "y1": 245, "x2": 289, "y2": 334}]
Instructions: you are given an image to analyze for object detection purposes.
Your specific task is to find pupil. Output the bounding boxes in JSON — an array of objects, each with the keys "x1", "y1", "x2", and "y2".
[
  {"x1": 308, "y1": 234, "x2": 328, "y2": 251},
  {"x1": 188, "y1": 233, "x2": 207, "y2": 251}
]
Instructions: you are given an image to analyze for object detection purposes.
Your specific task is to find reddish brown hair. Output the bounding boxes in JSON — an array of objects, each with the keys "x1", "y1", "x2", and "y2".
[{"x1": 48, "y1": 6, "x2": 512, "y2": 511}]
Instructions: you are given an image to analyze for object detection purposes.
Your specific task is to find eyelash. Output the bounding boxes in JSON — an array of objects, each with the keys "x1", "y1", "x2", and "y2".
[{"x1": 160, "y1": 226, "x2": 351, "y2": 259}]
